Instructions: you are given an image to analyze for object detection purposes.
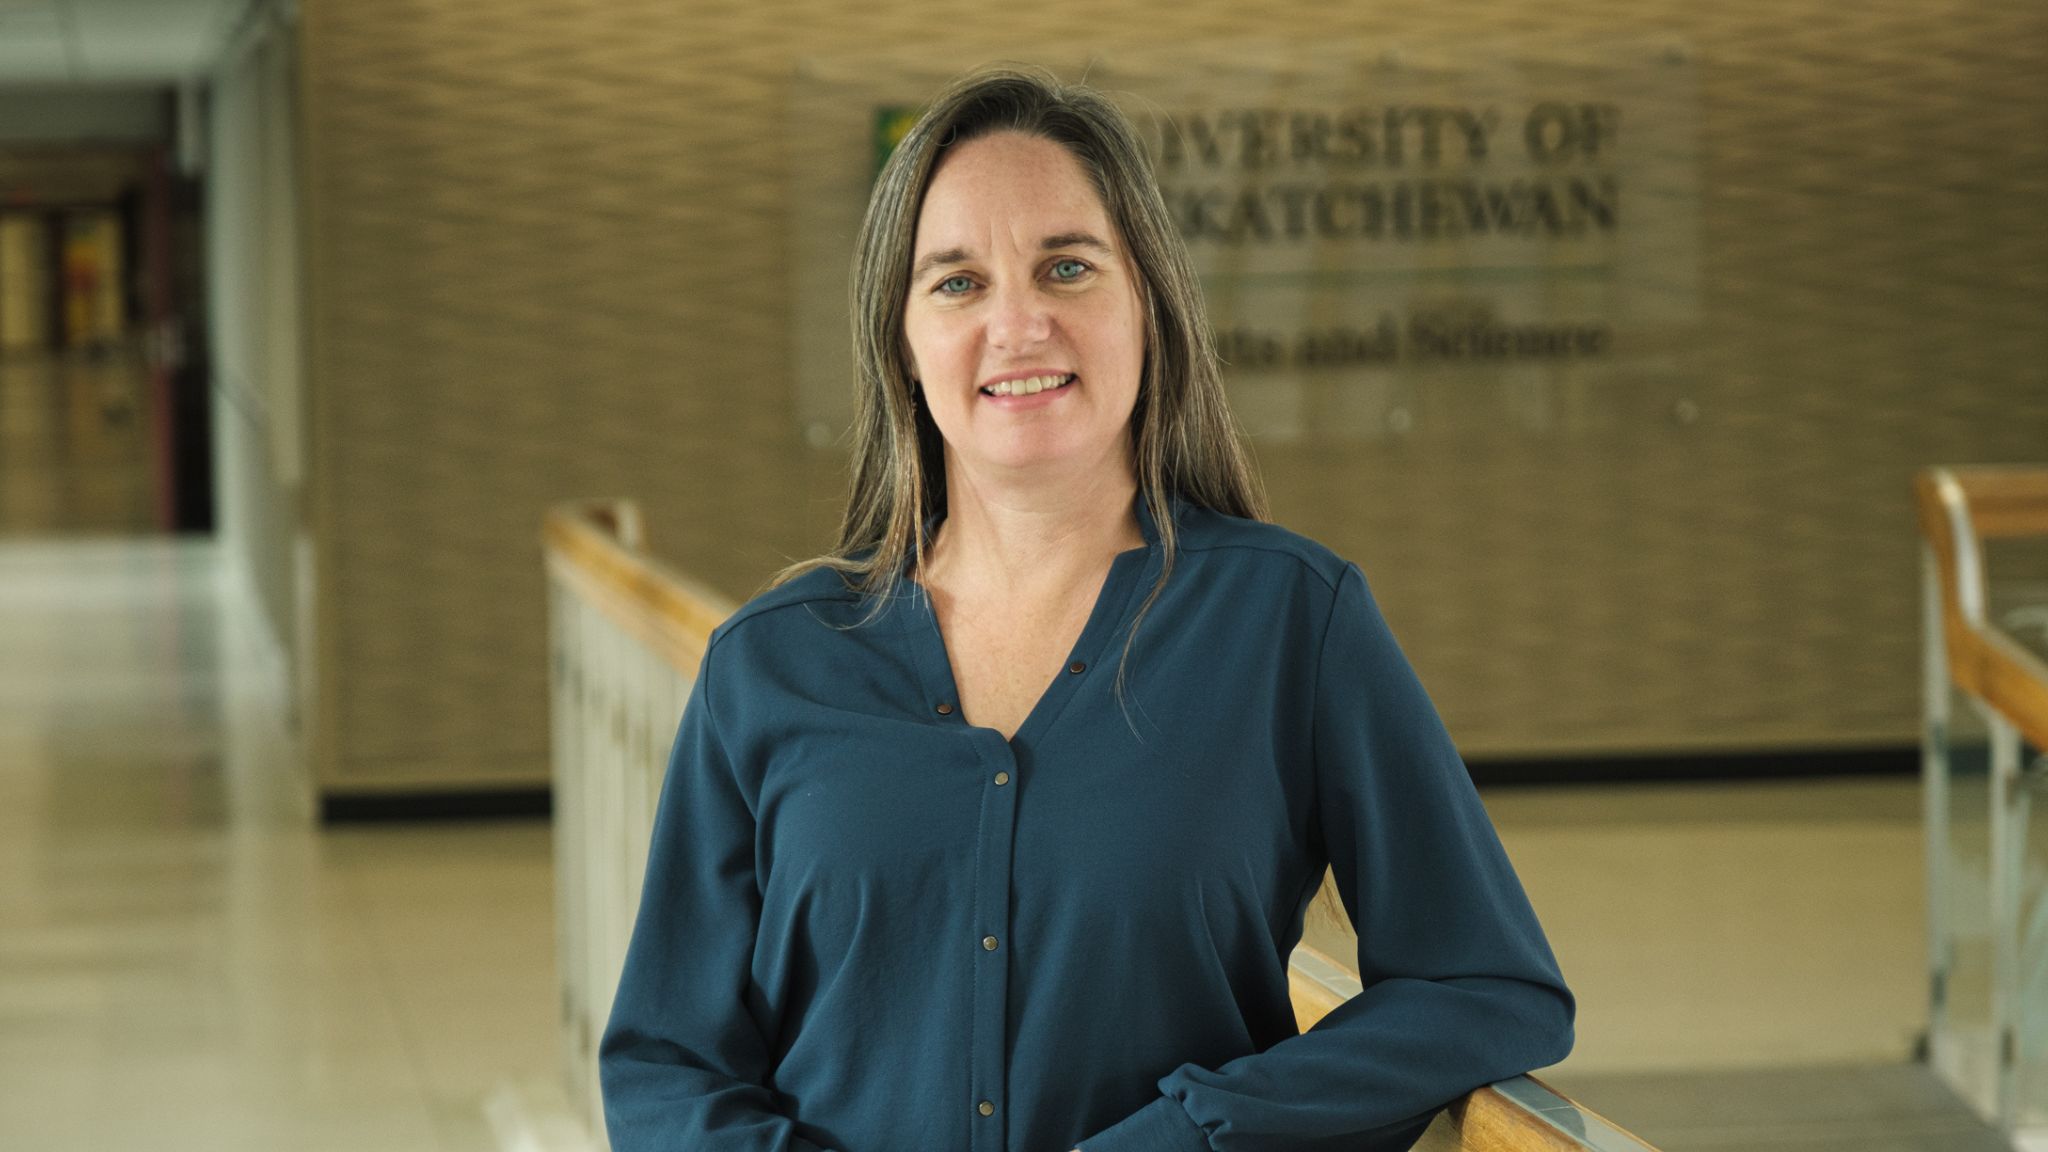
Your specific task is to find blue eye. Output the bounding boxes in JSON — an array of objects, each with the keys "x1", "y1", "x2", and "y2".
[
  {"x1": 1051, "y1": 258, "x2": 1090, "y2": 281},
  {"x1": 937, "y1": 275, "x2": 974, "y2": 295}
]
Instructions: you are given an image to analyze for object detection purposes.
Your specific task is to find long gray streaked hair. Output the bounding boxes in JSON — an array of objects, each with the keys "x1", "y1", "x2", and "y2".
[{"x1": 767, "y1": 61, "x2": 1268, "y2": 712}]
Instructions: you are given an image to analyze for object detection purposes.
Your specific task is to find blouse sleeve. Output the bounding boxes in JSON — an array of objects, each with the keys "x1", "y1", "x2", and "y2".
[
  {"x1": 1078, "y1": 560, "x2": 1577, "y2": 1152},
  {"x1": 597, "y1": 645, "x2": 837, "y2": 1152}
]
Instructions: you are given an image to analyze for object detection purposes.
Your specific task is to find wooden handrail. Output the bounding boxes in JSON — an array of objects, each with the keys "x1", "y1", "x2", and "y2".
[
  {"x1": 1438, "y1": 1075, "x2": 1662, "y2": 1152},
  {"x1": 1291, "y1": 939, "x2": 1658, "y2": 1151},
  {"x1": 1923, "y1": 467, "x2": 2048, "y2": 541},
  {"x1": 542, "y1": 498, "x2": 736, "y2": 673},
  {"x1": 546, "y1": 497, "x2": 1657, "y2": 1152},
  {"x1": 1915, "y1": 466, "x2": 2048, "y2": 750}
]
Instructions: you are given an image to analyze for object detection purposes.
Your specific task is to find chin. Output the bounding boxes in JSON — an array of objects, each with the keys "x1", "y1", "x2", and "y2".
[{"x1": 979, "y1": 440, "x2": 1114, "y2": 475}]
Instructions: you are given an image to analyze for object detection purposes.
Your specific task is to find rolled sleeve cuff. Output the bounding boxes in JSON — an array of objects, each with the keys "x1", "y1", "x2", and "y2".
[{"x1": 1076, "y1": 1094, "x2": 1210, "y2": 1152}]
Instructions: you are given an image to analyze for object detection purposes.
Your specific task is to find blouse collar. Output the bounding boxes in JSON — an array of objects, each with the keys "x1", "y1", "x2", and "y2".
[{"x1": 910, "y1": 486, "x2": 1175, "y2": 572}]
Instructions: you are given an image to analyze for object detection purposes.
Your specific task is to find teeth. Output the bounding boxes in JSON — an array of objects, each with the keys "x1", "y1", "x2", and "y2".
[{"x1": 984, "y1": 374, "x2": 1073, "y2": 397}]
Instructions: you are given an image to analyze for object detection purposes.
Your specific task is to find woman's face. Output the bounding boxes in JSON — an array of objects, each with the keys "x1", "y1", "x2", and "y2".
[{"x1": 902, "y1": 131, "x2": 1146, "y2": 486}]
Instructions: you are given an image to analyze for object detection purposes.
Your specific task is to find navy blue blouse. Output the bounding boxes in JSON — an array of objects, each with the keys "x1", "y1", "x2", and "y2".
[{"x1": 599, "y1": 489, "x2": 1574, "y2": 1152}]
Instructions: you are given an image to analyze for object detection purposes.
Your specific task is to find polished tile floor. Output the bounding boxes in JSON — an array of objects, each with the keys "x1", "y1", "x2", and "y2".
[
  {"x1": 0, "y1": 538, "x2": 561, "y2": 1151},
  {"x1": 0, "y1": 534, "x2": 2002, "y2": 1151}
]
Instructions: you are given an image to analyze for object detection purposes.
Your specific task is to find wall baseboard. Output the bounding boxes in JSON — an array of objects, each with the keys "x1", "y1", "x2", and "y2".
[
  {"x1": 1468, "y1": 745, "x2": 1918, "y2": 787},
  {"x1": 321, "y1": 788, "x2": 552, "y2": 823}
]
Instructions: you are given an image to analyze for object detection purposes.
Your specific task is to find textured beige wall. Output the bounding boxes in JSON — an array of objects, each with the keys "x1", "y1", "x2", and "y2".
[{"x1": 296, "y1": 1, "x2": 2046, "y2": 791}]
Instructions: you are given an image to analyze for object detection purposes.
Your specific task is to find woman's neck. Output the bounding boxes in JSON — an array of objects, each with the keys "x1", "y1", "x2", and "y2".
[{"x1": 922, "y1": 469, "x2": 1144, "y2": 601}]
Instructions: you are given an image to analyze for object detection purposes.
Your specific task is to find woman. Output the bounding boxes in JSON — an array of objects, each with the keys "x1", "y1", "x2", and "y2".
[{"x1": 600, "y1": 64, "x2": 1574, "y2": 1152}]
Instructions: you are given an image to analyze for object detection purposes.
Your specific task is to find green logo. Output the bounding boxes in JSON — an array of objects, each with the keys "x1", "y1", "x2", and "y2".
[{"x1": 873, "y1": 106, "x2": 922, "y2": 180}]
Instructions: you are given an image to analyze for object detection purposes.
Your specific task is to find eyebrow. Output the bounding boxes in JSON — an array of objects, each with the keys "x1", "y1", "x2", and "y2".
[{"x1": 910, "y1": 231, "x2": 1116, "y2": 284}]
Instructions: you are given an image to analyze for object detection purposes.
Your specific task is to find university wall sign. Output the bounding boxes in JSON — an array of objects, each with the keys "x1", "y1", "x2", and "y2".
[{"x1": 790, "y1": 43, "x2": 1699, "y2": 444}]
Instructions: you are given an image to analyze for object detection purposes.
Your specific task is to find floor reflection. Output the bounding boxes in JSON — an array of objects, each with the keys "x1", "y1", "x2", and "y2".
[{"x1": 0, "y1": 537, "x2": 559, "y2": 1152}]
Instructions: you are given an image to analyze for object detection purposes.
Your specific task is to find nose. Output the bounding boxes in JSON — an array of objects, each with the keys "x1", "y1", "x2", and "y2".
[{"x1": 985, "y1": 278, "x2": 1053, "y2": 350}]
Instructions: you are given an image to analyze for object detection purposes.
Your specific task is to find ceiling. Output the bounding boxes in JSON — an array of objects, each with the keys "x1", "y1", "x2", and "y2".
[{"x1": 0, "y1": 0, "x2": 253, "y2": 84}]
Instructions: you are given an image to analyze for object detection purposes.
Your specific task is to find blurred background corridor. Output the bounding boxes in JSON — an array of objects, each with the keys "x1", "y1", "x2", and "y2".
[{"x1": 1, "y1": 1, "x2": 2043, "y2": 1150}]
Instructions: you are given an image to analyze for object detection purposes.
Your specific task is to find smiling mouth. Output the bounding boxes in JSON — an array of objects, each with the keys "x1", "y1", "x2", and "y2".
[{"x1": 980, "y1": 373, "x2": 1077, "y2": 398}]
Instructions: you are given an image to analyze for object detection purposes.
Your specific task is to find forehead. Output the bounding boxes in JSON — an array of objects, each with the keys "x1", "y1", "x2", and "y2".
[{"x1": 913, "y1": 132, "x2": 1114, "y2": 248}]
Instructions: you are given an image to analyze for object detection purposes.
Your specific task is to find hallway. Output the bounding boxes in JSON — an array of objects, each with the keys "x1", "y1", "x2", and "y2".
[{"x1": 0, "y1": 538, "x2": 560, "y2": 1150}]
